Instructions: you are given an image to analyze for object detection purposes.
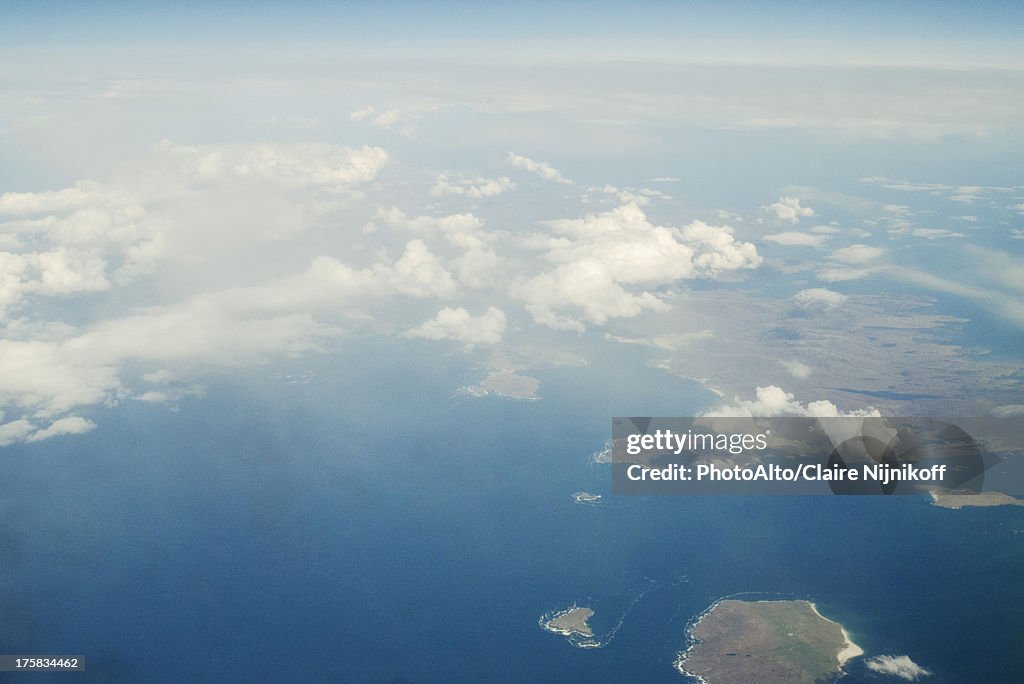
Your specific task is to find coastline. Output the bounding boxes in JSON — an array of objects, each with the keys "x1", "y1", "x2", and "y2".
[
  {"x1": 806, "y1": 601, "x2": 864, "y2": 666},
  {"x1": 672, "y1": 597, "x2": 723, "y2": 681}
]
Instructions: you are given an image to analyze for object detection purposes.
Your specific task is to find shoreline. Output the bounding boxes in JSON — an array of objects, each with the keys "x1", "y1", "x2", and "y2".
[{"x1": 805, "y1": 601, "x2": 864, "y2": 666}]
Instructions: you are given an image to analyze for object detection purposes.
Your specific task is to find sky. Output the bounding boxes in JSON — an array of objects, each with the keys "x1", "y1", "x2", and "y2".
[
  {"x1": 1, "y1": 1, "x2": 1023, "y2": 448},
  {"x1": 3, "y1": 1, "x2": 1024, "y2": 68}
]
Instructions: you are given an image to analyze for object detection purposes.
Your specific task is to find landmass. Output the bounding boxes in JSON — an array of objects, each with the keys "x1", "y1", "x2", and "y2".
[
  {"x1": 675, "y1": 599, "x2": 862, "y2": 684},
  {"x1": 573, "y1": 491, "x2": 602, "y2": 504},
  {"x1": 464, "y1": 371, "x2": 540, "y2": 399},
  {"x1": 928, "y1": 490, "x2": 1024, "y2": 509}
]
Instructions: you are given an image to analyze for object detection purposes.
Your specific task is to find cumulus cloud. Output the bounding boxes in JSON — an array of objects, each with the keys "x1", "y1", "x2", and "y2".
[
  {"x1": 0, "y1": 140, "x2": 391, "y2": 324},
  {"x1": 349, "y1": 106, "x2": 375, "y2": 123},
  {"x1": 0, "y1": 419, "x2": 35, "y2": 447},
  {"x1": 404, "y1": 307, "x2": 507, "y2": 346},
  {"x1": 813, "y1": 244, "x2": 885, "y2": 282},
  {"x1": 0, "y1": 237, "x2": 457, "y2": 435},
  {"x1": 0, "y1": 250, "x2": 111, "y2": 320},
  {"x1": 830, "y1": 244, "x2": 884, "y2": 264},
  {"x1": 782, "y1": 360, "x2": 812, "y2": 379},
  {"x1": 911, "y1": 228, "x2": 965, "y2": 239},
  {"x1": 158, "y1": 141, "x2": 388, "y2": 188},
  {"x1": 453, "y1": 247, "x2": 504, "y2": 288},
  {"x1": 430, "y1": 173, "x2": 515, "y2": 198},
  {"x1": 0, "y1": 182, "x2": 155, "y2": 318},
  {"x1": 763, "y1": 231, "x2": 828, "y2": 247},
  {"x1": 349, "y1": 106, "x2": 413, "y2": 134},
  {"x1": 864, "y1": 655, "x2": 933, "y2": 680},
  {"x1": 0, "y1": 181, "x2": 115, "y2": 216},
  {"x1": 794, "y1": 288, "x2": 847, "y2": 310},
  {"x1": 516, "y1": 260, "x2": 668, "y2": 331},
  {"x1": 25, "y1": 416, "x2": 97, "y2": 443},
  {"x1": 704, "y1": 385, "x2": 879, "y2": 418},
  {"x1": 507, "y1": 153, "x2": 573, "y2": 185},
  {"x1": 514, "y1": 203, "x2": 760, "y2": 331},
  {"x1": 590, "y1": 184, "x2": 671, "y2": 206},
  {"x1": 371, "y1": 207, "x2": 492, "y2": 249},
  {"x1": 764, "y1": 196, "x2": 815, "y2": 223}
]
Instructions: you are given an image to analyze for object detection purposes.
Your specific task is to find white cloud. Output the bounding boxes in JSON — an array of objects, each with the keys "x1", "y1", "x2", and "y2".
[
  {"x1": 0, "y1": 180, "x2": 158, "y2": 319},
  {"x1": 794, "y1": 288, "x2": 847, "y2": 310},
  {"x1": 404, "y1": 307, "x2": 507, "y2": 346},
  {"x1": 0, "y1": 140, "x2": 394, "y2": 325},
  {"x1": 590, "y1": 184, "x2": 671, "y2": 206},
  {"x1": 516, "y1": 260, "x2": 669, "y2": 332},
  {"x1": 158, "y1": 141, "x2": 388, "y2": 188},
  {"x1": 371, "y1": 207, "x2": 492, "y2": 250},
  {"x1": 911, "y1": 228, "x2": 965, "y2": 239},
  {"x1": 349, "y1": 106, "x2": 375, "y2": 123},
  {"x1": 142, "y1": 369, "x2": 175, "y2": 384},
  {"x1": 514, "y1": 203, "x2": 760, "y2": 331},
  {"x1": 704, "y1": 385, "x2": 879, "y2": 418},
  {"x1": 0, "y1": 237, "x2": 459, "y2": 432},
  {"x1": 782, "y1": 360, "x2": 812, "y2": 379},
  {"x1": 0, "y1": 419, "x2": 35, "y2": 447},
  {"x1": 0, "y1": 181, "x2": 115, "y2": 216},
  {"x1": 430, "y1": 173, "x2": 515, "y2": 198},
  {"x1": 763, "y1": 231, "x2": 827, "y2": 247},
  {"x1": 507, "y1": 153, "x2": 573, "y2": 185},
  {"x1": 764, "y1": 196, "x2": 815, "y2": 223},
  {"x1": 349, "y1": 106, "x2": 412, "y2": 133},
  {"x1": 0, "y1": 339, "x2": 122, "y2": 417},
  {"x1": 26, "y1": 416, "x2": 97, "y2": 443},
  {"x1": 865, "y1": 655, "x2": 933, "y2": 680},
  {"x1": 817, "y1": 266, "x2": 878, "y2": 282},
  {"x1": 370, "y1": 239, "x2": 458, "y2": 299},
  {"x1": 0, "y1": 249, "x2": 112, "y2": 319},
  {"x1": 454, "y1": 247, "x2": 504, "y2": 288},
  {"x1": 371, "y1": 110, "x2": 399, "y2": 127},
  {"x1": 830, "y1": 244, "x2": 884, "y2": 264}
]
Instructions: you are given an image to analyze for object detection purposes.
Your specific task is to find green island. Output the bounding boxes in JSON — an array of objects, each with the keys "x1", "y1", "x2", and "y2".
[{"x1": 675, "y1": 599, "x2": 862, "y2": 683}]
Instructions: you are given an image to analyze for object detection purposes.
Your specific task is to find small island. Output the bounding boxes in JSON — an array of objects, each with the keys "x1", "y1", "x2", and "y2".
[
  {"x1": 675, "y1": 599, "x2": 861, "y2": 683},
  {"x1": 541, "y1": 606, "x2": 594, "y2": 637},
  {"x1": 573, "y1": 491, "x2": 603, "y2": 505}
]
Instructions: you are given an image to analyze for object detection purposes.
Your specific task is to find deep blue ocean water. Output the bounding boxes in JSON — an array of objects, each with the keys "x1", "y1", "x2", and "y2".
[{"x1": 1, "y1": 339, "x2": 1022, "y2": 683}]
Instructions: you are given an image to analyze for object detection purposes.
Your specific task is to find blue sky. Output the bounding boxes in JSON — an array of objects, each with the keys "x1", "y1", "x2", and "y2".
[{"x1": 4, "y1": 1, "x2": 1024, "y2": 67}]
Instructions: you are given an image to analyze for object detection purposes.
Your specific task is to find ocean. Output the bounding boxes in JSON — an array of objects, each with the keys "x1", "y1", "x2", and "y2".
[{"x1": 1, "y1": 340, "x2": 1022, "y2": 682}]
